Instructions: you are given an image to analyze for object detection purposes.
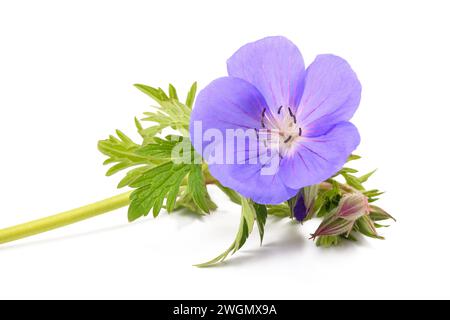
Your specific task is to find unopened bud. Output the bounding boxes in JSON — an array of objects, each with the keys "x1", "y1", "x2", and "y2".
[
  {"x1": 335, "y1": 193, "x2": 370, "y2": 221},
  {"x1": 311, "y1": 218, "x2": 354, "y2": 239}
]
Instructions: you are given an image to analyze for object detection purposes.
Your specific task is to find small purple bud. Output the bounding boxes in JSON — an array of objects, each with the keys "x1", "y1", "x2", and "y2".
[
  {"x1": 292, "y1": 185, "x2": 319, "y2": 222},
  {"x1": 293, "y1": 192, "x2": 307, "y2": 221}
]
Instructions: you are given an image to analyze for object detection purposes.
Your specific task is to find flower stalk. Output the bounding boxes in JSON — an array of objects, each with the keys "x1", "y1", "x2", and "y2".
[{"x1": 0, "y1": 191, "x2": 132, "y2": 245}]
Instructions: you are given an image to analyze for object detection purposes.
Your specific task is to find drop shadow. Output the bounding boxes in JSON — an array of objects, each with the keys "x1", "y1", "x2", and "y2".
[
  {"x1": 0, "y1": 206, "x2": 212, "y2": 251},
  {"x1": 210, "y1": 223, "x2": 307, "y2": 268},
  {"x1": 0, "y1": 218, "x2": 156, "y2": 251},
  {"x1": 172, "y1": 208, "x2": 206, "y2": 230}
]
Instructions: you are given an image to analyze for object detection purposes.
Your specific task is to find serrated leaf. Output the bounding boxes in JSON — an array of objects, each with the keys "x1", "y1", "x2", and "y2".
[
  {"x1": 141, "y1": 100, "x2": 191, "y2": 137},
  {"x1": 100, "y1": 82, "x2": 202, "y2": 223},
  {"x1": 157, "y1": 87, "x2": 169, "y2": 101},
  {"x1": 234, "y1": 198, "x2": 255, "y2": 251},
  {"x1": 134, "y1": 83, "x2": 167, "y2": 102},
  {"x1": 253, "y1": 202, "x2": 267, "y2": 244},
  {"x1": 128, "y1": 162, "x2": 191, "y2": 221},
  {"x1": 98, "y1": 130, "x2": 151, "y2": 176},
  {"x1": 134, "y1": 117, "x2": 146, "y2": 139},
  {"x1": 187, "y1": 165, "x2": 211, "y2": 214},
  {"x1": 106, "y1": 161, "x2": 136, "y2": 176},
  {"x1": 118, "y1": 165, "x2": 153, "y2": 188},
  {"x1": 175, "y1": 188, "x2": 217, "y2": 215},
  {"x1": 168, "y1": 84, "x2": 178, "y2": 100},
  {"x1": 185, "y1": 82, "x2": 197, "y2": 108},
  {"x1": 137, "y1": 136, "x2": 181, "y2": 159},
  {"x1": 133, "y1": 83, "x2": 193, "y2": 139}
]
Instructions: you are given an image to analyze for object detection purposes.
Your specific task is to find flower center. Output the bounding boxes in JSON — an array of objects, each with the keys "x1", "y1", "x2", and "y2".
[{"x1": 258, "y1": 105, "x2": 302, "y2": 158}]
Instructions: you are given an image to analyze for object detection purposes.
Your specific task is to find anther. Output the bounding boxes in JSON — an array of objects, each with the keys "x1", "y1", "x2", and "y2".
[
  {"x1": 284, "y1": 136, "x2": 292, "y2": 143},
  {"x1": 288, "y1": 107, "x2": 294, "y2": 117},
  {"x1": 288, "y1": 107, "x2": 297, "y2": 124},
  {"x1": 261, "y1": 108, "x2": 266, "y2": 128},
  {"x1": 298, "y1": 127, "x2": 302, "y2": 136},
  {"x1": 254, "y1": 128, "x2": 260, "y2": 142},
  {"x1": 277, "y1": 106, "x2": 283, "y2": 114}
]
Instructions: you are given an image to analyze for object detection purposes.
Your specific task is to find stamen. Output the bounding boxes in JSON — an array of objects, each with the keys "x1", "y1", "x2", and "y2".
[
  {"x1": 254, "y1": 128, "x2": 260, "y2": 143},
  {"x1": 288, "y1": 107, "x2": 294, "y2": 117},
  {"x1": 260, "y1": 108, "x2": 266, "y2": 128},
  {"x1": 277, "y1": 105, "x2": 283, "y2": 114},
  {"x1": 284, "y1": 136, "x2": 292, "y2": 143},
  {"x1": 298, "y1": 127, "x2": 302, "y2": 136},
  {"x1": 288, "y1": 107, "x2": 297, "y2": 124}
]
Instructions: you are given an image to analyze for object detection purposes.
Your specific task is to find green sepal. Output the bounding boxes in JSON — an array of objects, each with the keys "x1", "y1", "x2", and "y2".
[
  {"x1": 266, "y1": 203, "x2": 291, "y2": 218},
  {"x1": 216, "y1": 183, "x2": 241, "y2": 205},
  {"x1": 355, "y1": 215, "x2": 384, "y2": 239},
  {"x1": 253, "y1": 202, "x2": 268, "y2": 245}
]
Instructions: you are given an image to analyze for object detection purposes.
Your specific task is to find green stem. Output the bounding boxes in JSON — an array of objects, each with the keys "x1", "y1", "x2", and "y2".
[{"x1": 0, "y1": 191, "x2": 132, "y2": 245}]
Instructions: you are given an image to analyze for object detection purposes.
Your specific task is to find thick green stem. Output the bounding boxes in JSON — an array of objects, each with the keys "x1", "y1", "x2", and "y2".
[{"x1": 0, "y1": 191, "x2": 132, "y2": 245}]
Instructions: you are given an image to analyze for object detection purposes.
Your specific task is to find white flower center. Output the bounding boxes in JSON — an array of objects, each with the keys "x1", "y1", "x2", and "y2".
[{"x1": 258, "y1": 106, "x2": 302, "y2": 158}]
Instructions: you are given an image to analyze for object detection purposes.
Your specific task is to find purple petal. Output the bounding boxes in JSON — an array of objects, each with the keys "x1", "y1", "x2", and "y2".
[
  {"x1": 296, "y1": 55, "x2": 361, "y2": 137},
  {"x1": 190, "y1": 77, "x2": 298, "y2": 204},
  {"x1": 227, "y1": 36, "x2": 305, "y2": 114},
  {"x1": 279, "y1": 122, "x2": 360, "y2": 189},
  {"x1": 190, "y1": 77, "x2": 267, "y2": 158},
  {"x1": 208, "y1": 162, "x2": 299, "y2": 204}
]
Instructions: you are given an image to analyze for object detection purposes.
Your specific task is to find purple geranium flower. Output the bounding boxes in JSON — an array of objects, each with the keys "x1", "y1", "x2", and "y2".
[{"x1": 190, "y1": 36, "x2": 361, "y2": 204}]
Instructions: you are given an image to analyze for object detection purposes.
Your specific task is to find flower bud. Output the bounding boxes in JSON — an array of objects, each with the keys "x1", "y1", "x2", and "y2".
[
  {"x1": 291, "y1": 185, "x2": 319, "y2": 222},
  {"x1": 335, "y1": 193, "x2": 370, "y2": 221},
  {"x1": 311, "y1": 218, "x2": 354, "y2": 239},
  {"x1": 311, "y1": 193, "x2": 370, "y2": 239}
]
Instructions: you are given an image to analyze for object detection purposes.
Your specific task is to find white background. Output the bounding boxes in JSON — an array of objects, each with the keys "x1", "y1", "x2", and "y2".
[{"x1": 0, "y1": 0, "x2": 449, "y2": 299}]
